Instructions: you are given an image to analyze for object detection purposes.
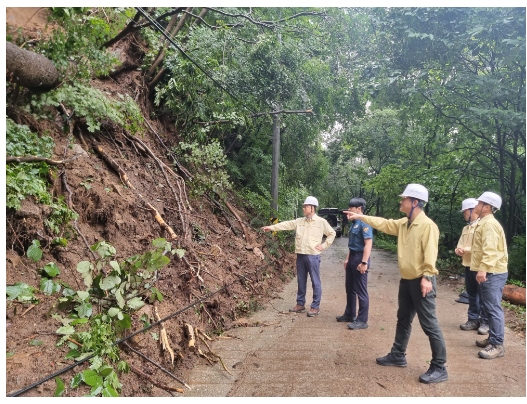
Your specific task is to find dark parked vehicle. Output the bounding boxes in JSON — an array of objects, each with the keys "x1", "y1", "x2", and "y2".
[{"x1": 317, "y1": 207, "x2": 342, "y2": 237}]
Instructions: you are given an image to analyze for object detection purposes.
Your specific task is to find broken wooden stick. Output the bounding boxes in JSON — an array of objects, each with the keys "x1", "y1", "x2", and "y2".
[
  {"x1": 145, "y1": 202, "x2": 178, "y2": 241},
  {"x1": 185, "y1": 324, "x2": 196, "y2": 352},
  {"x1": 221, "y1": 197, "x2": 251, "y2": 243},
  {"x1": 207, "y1": 195, "x2": 239, "y2": 237},
  {"x1": 153, "y1": 302, "x2": 175, "y2": 364},
  {"x1": 129, "y1": 364, "x2": 184, "y2": 393},
  {"x1": 20, "y1": 305, "x2": 35, "y2": 317},
  {"x1": 124, "y1": 132, "x2": 189, "y2": 238}
]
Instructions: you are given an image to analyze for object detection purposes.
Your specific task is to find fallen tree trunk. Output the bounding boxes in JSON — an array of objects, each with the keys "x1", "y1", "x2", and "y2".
[
  {"x1": 6, "y1": 41, "x2": 59, "y2": 90},
  {"x1": 503, "y1": 284, "x2": 526, "y2": 306}
]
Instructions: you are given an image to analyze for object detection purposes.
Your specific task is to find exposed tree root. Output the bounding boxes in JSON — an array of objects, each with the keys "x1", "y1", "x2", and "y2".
[
  {"x1": 196, "y1": 328, "x2": 232, "y2": 375},
  {"x1": 122, "y1": 341, "x2": 190, "y2": 389},
  {"x1": 129, "y1": 364, "x2": 184, "y2": 394},
  {"x1": 6, "y1": 154, "x2": 83, "y2": 165},
  {"x1": 92, "y1": 143, "x2": 177, "y2": 241}
]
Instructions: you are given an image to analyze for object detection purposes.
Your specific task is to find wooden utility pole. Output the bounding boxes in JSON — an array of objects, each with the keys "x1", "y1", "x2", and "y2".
[
  {"x1": 270, "y1": 12, "x2": 282, "y2": 221},
  {"x1": 270, "y1": 111, "x2": 280, "y2": 219}
]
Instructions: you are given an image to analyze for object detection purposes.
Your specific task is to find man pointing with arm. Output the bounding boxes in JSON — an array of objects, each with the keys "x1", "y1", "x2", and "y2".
[
  {"x1": 262, "y1": 196, "x2": 336, "y2": 317},
  {"x1": 344, "y1": 184, "x2": 447, "y2": 384}
]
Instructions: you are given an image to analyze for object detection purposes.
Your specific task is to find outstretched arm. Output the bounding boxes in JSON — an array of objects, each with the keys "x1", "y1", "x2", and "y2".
[{"x1": 343, "y1": 211, "x2": 402, "y2": 237}]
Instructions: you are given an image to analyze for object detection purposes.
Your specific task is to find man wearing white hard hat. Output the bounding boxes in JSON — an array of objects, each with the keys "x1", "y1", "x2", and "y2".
[
  {"x1": 471, "y1": 192, "x2": 508, "y2": 360},
  {"x1": 455, "y1": 198, "x2": 488, "y2": 334},
  {"x1": 261, "y1": 196, "x2": 336, "y2": 317},
  {"x1": 344, "y1": 184, "x2": 447, "y2": 384}
]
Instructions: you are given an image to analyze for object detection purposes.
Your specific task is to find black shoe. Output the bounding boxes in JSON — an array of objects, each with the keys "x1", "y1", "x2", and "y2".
[
  {"x1": 376, "y1": 353, "x2": 407, "y2": 367},
  {"x1": 347, "y1": 321, "x2": 368, "y2": 330},
  {"x1": 419, "y1": 363, "x2": 448, "y2": 384},
  {"x1": 460, "y1": 319, "x2": 479, "y2": 331},
  {"x1": 336, "y1": 315, "x2": 355, "y2": 322}
]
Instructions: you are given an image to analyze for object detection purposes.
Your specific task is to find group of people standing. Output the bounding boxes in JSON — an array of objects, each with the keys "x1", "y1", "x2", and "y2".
[{"x1": 261, "y1": 183, "x2": 509, "y2": 385}]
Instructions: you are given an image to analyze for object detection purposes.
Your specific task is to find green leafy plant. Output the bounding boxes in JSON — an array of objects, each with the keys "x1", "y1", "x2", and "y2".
[
  {"x1": 6, "y1": 282, "x2": 38, "y2": 303},
  {"x1": 40, "y1": 262, "x2": 62, "y2": 296},
  {"x1": 32, "y1": 84, "x2": 143, "y2": 133},
  {"x1": 80, "y1": 178, "x2": 94, "y2": 190},
  {"x1": 27, "y1": 240, "x2": 43, "y2": 262},
  {"x1": 35, "y1": 7, "x2": 132, "y2": 81},
  {"x1": 54, "y1": 376, "x2": 66, "y2": 397},
  {"x1": 175, "y1": 140, "x2": 231, "y2": 196},
  {"x1": 6, "y1": 118, "x2": 55, "y2": 210}
]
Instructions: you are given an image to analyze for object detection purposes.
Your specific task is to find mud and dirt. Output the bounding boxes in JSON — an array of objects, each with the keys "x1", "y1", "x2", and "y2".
[
  {"x1": 181, "y1": 240, "x2": 526, "y2": 397},
  {"x1": 5, "y1": 7, "x2": 525, "y2": 398},
  {"x1": 5, "y1": 8, "x2": 298, "y2": 396}
]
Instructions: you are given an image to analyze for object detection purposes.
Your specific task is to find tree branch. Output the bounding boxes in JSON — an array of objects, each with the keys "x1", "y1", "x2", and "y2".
[
  {"x1": 195, "y1": 109, "x2": 313, "y2": 124},
  {"x1": 6, "y1": 154, "x2": 83, "y2": 165}
]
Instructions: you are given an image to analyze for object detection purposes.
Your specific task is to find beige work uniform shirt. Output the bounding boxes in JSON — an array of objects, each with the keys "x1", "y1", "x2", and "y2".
[
  {"x1": 361, "y1": 211, "x2": 439, "y2": 279},
  {"x1": 456, "y1": 220, "x2": 479, "y2": 267},
  {"x1": 470, "y1": 214, "x2": 508, "y2": 274},
  {"x1": 268, "y1": 214, "x2": 336, "y2": 255}
]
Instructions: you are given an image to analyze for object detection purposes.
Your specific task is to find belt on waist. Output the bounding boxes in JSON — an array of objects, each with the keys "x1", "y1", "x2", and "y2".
[{"x1": 349, "y1": 250, "x2": 363, "y2": 254}]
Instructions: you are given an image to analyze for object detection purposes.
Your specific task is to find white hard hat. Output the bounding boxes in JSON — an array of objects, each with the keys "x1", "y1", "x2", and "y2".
[
  {"x1": 476, "y1": 192, "x2": 502, "y2": 209},
  {"x1": 399, "y1": 183, "x2": 428, "y2": 202},
  {"x1": 303, "y1": 196, "x2": 318, "y2": 207},
  {"x1": 460, "y1": 198, "x2": 478, "y2": 212}
]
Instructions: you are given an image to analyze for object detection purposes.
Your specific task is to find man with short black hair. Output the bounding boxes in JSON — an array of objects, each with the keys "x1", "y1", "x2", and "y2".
[
  {"x1": 344, "y1": 184, "x2": 448, "y2": 384},
  {"x1": 337, "y1": 197, "x2": 373, "y2": 330}
]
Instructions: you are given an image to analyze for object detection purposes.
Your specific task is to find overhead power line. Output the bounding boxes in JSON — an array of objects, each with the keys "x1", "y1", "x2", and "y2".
[{"x1": 135, "y1": 7, "x2": 256, "y2": 114}]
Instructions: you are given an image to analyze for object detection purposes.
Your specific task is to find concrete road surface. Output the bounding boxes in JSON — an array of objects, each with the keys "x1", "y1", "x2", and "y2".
[{"x1": 181, "y1": 236, "x2": 526, "y2": 397}]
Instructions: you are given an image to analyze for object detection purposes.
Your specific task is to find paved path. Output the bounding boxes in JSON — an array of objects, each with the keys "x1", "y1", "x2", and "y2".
[{"x1": 181, "y1": 236, "x2": 526, "y2": 397}]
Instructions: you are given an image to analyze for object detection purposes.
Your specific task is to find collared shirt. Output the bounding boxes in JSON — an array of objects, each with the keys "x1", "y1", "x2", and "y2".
[
  {"x1": 348, "y1": 219, "x2": 373, "y2": 252},
  {"x1": 361, "y1": 211, "x2": 439, "y2": 279},
  {"x1": 268, "y1": 214, "x2": 336, "y2": 255},
  {"x1": 456, "y1": 219, "x2": 479, "y2": 267},
  {"x1": 470, "y1": 214, "x2": 508, "y2": 273}
]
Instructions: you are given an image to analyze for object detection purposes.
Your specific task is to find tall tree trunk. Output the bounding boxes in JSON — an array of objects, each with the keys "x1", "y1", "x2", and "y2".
[
  {"x1": 146, "y1": 7, "x2": 192, "y2": 79},
  {"x1": 496, "y1": 125, "x2": 508, "y2": 238},
  {"x1": 507, "y1": 135, "x2": 518, "y2": 242},
  {"x1": 6, "y1": 41, "x2": 59, "y2": 90},
  {"x1": 102, "y1": 10, "x2": 142, "y2": 49}
]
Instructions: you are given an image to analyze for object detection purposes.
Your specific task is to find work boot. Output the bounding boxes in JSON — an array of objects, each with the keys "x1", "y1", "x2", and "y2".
[
  {"x1": 460, "y1": 319, "x2": 479, "y2": 331},
  {"x1": 475, "y1": 338, "x2": 489, "y2": 348},
  {"x1": 347, "y1": 321, "x2": 368, "y2": 330},
  {"x1": 376, "y1": 353, "x2": 407, "y2": 367},
  {"x1": 478, "y1": 322, "x2": 489, "y2": 335},
  {"x1": 419, "y1": 363, "x2": 448, "y2": 384},
  {"x1": 307, "y1": 308, "x2": 320, "y2": 317},
  {"x1": 288, "y1": 305, "x2": 305, "y2": 313},
  {"x1": 336, "y1": 315, "x2": 355, "y2": 322},
  {"x1": 478, "y1": 344, "x2": 505, "y2": 359}
]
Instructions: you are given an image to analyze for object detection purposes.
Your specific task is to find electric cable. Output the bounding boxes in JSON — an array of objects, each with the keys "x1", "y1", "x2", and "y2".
[{"x1": 135, "y1": 7, "x2": 257, "y2": 114}]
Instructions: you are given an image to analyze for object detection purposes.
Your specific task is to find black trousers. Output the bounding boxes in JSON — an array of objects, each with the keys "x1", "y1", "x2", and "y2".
[
  {"x1": 344, "y1": 251, "x2": 370, "y2": 322},
  {"x1": 390, "y1": 277, "x2": 447, "y2": 366}
]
